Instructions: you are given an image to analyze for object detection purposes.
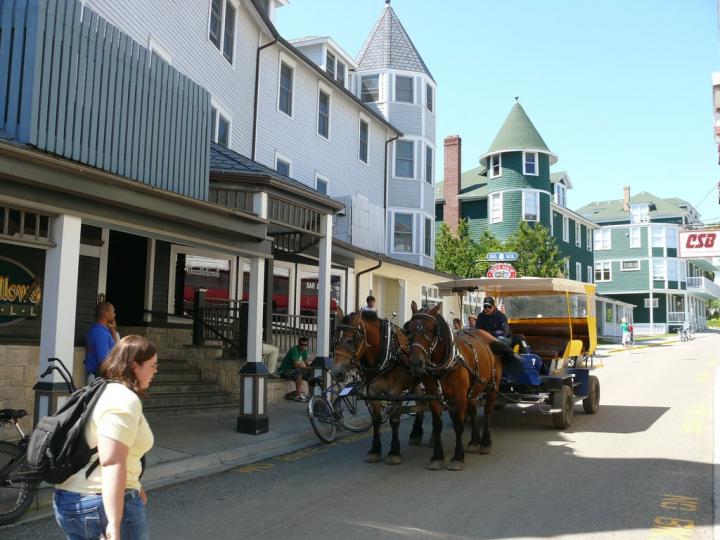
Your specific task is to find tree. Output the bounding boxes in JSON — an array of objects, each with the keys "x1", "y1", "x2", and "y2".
[
  {"x1": 504, "y1": 222, "x2": 566, "y2": 278},
  {"x1": 435, "y1": 219, "x2": 483, "y2": 277}
]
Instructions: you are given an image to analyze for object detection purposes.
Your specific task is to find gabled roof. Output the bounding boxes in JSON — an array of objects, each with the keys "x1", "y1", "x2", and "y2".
[
  {"x1": 576, "y1": 191, "x2": 695, "y2": 223},
  {"x1": 289, "y1": 35, "x2": 358, "y2": 68},
  {"x1": 550, "y1": 171, "x2": 573, "y2": 189},
  {"x1": 480, "y1": 101, "x2": 557, "y2": 165},
  {"x1": 355, "y1": 4, "x2": 434, "y2": 82},
  {"x1": 435, "y1": 165, "x2": 489, "y2": 202}
]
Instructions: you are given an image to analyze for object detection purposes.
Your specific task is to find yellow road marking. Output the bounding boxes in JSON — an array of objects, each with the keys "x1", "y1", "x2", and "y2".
[
  {"x1": 233, "y1": 462, "x2": 275, "y2": 473},
  {"x1": 274, "y1": 447, "x2": 328, "y2": 462},
  {"x1": 695, "y1": 371, "x2": 711, "y2": 384},
  {"x1": 660, "y1": 495, "x2": 699, "y2": 512},
  {"x1": 681, "y1": 406, "x2": 707, "y2": 435}
]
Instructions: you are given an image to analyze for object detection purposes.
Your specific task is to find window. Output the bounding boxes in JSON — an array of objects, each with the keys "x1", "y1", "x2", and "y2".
[
  {"x1": 550, "y1": 212, "x2": 555, "y2": 236},
  {"x1": 394, "y1": 214, "x2": 413, "y2": 253},
  {"x1": 644, "y1": 297, "x2": 659, "y2": 308},
  {"x1": 425, "y1": 146, "x2": 433, "y2": 184},
  {"x1": 279, "y1": 62, "x2": 294, "y2": 116},
  {"x1": 359, "y1": 120, "x2": 369, "y2": 163},
  {"x1": 489, "y1": 192, "x2": 503, "y2": 224},
  {"x1": 208, "y1": 0, "x2": 235, "y2": 64},
  {"x1": 630, "y1": 204, "x2": 649, "y2": 224},
  {"x1": 586, "y1": 227, "x2": 592, "y2": 251},
  {"x1": 318, "y1": 89, "x2": 330, "y2": 139},
  {"x1": 555, "y1": 182, "x2": 567, "y2": 207},
  {"x1": 325, "y1": 51, "x2": 335, "y2": 78},
  {"x1": 395, "y1": 140, "x2": 414, "y2": 178},
  {"x1": 562, "y1": 216, "x2": 569, "y2": 242},
  {"x1": 336, "y1": 61, "x2": 346, "y2": 86},
  {"x1": 630, "y1": 227, "x2": 641, "y2": 248},
  {"x1": 564, "y1": 259, "x2": 570, "y2": 278},
  {"x1": 275, "y1": 156, "x2": 291, "y2": 177},
  {"x1": 679, "y1": 261, "x2": 687, "y2": 281},
  {"x1": 489, "y1": 154, "x2": 501, "y2": 178},
  {"x1": 522, "y1": 190, "x2": 539, "y2": 221},
  {"x1": 666, "y1": 228, "x2": 678, "y2": 249},
  {"x1": 424, "y1": 217, "x2": 432, "y2": 257},
  {"x1": 652, "y1": 259, "x2": 666, "y2": 280},
  {"x1": 426, "y1": 83, "x2": 433, "y2": 112},
  {"x1": 575, "y1": 222, "x2": 581, "y2": 247},
  {"x1": 621, "y1": 260, "x2": 640, "y2": 271},
  {"x1": 587, "y1": 265, "x2": 593, "y2": 283},
  {"x1": 594, "y1": 261, "x2": 611, "y2": 282},
  {"x1": 395, "y1": 75, "x2": 414, "y2": 103},
  {"x1": 523, "y1": 152, "x2": 538, "y2": 175},
  {"x1": 361, "y1": 75, "x2": 379, "y2": 102},
  {"x1": 594, "y1": 229, "x2": 611, "y2": 250},
  {"x1": 210, "y1": 106, "x2": 230, "y2": 147},
  {"x1": 667, "y1": 259, "x2": 678, "y2": 281},
  {"x1": 651, "y1": 227, "x2": 664, "y2": 248},
  {"x1": 316, "y1": 175, "x2": 328, "y2": 195},
  {"x1": 576, "y1": 262, "x2": 582, "y2": 281}
]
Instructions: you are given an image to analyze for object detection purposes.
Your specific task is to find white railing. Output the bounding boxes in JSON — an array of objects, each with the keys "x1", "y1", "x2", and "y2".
[
  {"x1": 687, "y1": 277, "x2": 720, "y2": 297},
  {"x1": 667, "y1": 311, "x2": 685, "y2": 323}
]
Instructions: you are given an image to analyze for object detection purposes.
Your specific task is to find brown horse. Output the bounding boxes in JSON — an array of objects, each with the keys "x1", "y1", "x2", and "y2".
[
  {"x1": 405, "y1": 301, "x2": 521, "y2": 471},
  {"x1": 333, "y1": 308, "x2": 425, "y2": 465}
]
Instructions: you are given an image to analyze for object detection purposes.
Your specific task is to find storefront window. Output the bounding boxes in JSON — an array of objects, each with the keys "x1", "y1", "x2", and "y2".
[{"x1": 176, "y1": 254, "x2": 231, "y2": 314}]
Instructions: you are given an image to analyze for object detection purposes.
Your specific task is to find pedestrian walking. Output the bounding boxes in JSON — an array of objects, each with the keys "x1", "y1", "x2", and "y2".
[
  {"x1": 620, "y1": 317, "x2": 631, "y2": 349},
  {"x1": 54, "y1": 335, "x2": 158, "y2": 540}
]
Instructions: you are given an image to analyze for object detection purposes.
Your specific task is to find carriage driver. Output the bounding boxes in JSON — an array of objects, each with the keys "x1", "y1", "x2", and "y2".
[{"x1": 475, "y1": 297, "x2": 511, "y2": 346}]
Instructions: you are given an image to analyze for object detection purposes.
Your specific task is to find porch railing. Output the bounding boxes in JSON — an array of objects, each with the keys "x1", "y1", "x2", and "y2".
[
  {"x1": 667, "y1": 311, "x2": 685, "y2": 323},
  {"x1": 271, "y1": 313, "x2": 319, "y2": 355},
  {"x1": 687, "y1": 277, "x2": 720, "y2": 297}
]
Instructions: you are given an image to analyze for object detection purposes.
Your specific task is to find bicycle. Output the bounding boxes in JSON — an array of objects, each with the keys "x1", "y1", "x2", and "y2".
[
  {"x1": 306, "y1": 370, "x2": 382, "y2": 444},
  {"x1": 0, "y1": 358, "x2": 76, "y2": 525}
]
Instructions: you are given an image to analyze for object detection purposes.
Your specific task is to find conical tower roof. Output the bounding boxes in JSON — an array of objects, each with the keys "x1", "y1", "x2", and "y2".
[
  {"x1": 356, "y1": 2, "x2": 434, "y2": 82},
  {"x1": 480, "y1": 101, "x2": 557, "y2": 165}
]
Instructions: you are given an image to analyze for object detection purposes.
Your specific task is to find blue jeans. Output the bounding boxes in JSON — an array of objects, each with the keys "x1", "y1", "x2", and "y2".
[{"x1": 53, "y1": 489, "x2": 149, "y2": 540}]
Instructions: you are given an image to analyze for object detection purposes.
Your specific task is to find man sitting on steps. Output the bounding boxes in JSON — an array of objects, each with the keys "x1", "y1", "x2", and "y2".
[{"x1": 277, "y1": 336, "x2": 312, "y2": 402}]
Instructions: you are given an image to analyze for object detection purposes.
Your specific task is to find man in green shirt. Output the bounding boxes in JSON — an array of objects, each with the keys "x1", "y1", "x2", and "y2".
[{"x1": 278, "y1": 337, "x2": 312, "y2": 402}]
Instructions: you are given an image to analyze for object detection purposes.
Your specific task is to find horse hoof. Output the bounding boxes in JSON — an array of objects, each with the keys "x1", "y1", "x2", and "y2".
[
  {"x1": 384, "y1": 454, "x2": 403, "y2": 465},
  {"x1": 427, "y1": 460, "x2": 446, "y2": 471},
  {"x1": 467, "y1": 444, "x2": 482, "y2": 453},
  {"x1": 447, "y1": 460, "x2": 465, "y2": 471},
  {"x1": 365, "y1": 453, "x2": 382, "y2": 463},
  {"x1": 479, "y1": 445, "x2": 492, "y2": 455},
  {"x1": 408, "y1": 436, "x2": 422, "y2": 446}
]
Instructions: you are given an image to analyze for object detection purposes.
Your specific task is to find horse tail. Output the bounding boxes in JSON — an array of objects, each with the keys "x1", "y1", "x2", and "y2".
[{"x1": 488, "y1": 340, "x2": 524, "y2": 376}]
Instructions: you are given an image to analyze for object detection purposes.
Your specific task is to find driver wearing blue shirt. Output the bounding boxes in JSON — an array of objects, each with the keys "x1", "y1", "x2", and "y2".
[{"x1": 85, "y1": 302, "x2": 117, "y2": 381}]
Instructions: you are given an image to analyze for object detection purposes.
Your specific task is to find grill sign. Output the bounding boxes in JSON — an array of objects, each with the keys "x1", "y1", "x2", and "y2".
[
  {"x1": 679, "y1": 231, "x2": 719, "y2": 258},
  {"x1": 0, "y1": 257, "x2": 42, "y2": 325},
  {"x1": 487, "y1": 263, "x2": 517, "y2": 279}
]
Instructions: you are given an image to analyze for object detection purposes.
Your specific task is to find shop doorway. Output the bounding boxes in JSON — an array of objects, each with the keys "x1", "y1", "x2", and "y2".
[{"x1": 106, "y1": 231, "x2": 147, "y2": 325}]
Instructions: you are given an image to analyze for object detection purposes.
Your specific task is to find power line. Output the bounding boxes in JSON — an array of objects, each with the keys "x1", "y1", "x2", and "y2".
[{"x1": 694, "y1": 183, "x2": 717, "y2": 209}]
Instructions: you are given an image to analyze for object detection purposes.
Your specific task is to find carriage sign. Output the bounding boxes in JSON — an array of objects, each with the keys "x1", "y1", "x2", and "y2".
[
  {"x1": 487, "y1": 263, "x2": 517, "y2": 279},
  {"x1": 679, "y1": 230, "x2": 720, "y2": 258},
  {"x1": 486, "y1": 252, "x2": 518, "y2": 262}
]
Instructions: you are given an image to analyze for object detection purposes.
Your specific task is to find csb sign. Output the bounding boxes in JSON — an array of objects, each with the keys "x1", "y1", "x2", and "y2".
[
  {"x1": 679, "y1": 230, "x2": 719, "y2": 258},
  {"x1": 487, "y1": 263, "x2": 517, "y2": 279}
]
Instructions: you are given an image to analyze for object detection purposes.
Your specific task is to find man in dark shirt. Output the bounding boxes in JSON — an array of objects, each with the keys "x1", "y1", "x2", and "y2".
[{"x1": 475, "y1": 296, "x2": 510, "y2": 344}]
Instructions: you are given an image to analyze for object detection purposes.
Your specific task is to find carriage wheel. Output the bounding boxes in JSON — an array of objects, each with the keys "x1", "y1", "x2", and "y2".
[
  {"x1": 582, "y1": 375, "x2": 600, "y2": 414},
  {"x1": 552, "y1": 386, "x2": 574, "y2": 429}
]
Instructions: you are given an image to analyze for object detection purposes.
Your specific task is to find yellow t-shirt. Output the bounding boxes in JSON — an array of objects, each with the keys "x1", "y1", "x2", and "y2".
[{"x1": 58, "y1": 382, "x2": 154, "y2": 493}]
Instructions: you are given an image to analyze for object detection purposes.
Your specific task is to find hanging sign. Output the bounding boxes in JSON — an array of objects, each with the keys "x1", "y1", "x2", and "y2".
[
  {"x1": 487, "y1": 263, "x2": 517, "y2": 279},
  {"x1": 679, "y1": 230, "x2": 720, "y2": 258},
  {"x1": 0, "y1": 256, "x2": 42, "y2": 326}
]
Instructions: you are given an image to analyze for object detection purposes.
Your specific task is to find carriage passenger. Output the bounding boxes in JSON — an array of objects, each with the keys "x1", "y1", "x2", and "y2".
[{"x1": 475, "y1": 297, "x2": 511, "y2": 346}]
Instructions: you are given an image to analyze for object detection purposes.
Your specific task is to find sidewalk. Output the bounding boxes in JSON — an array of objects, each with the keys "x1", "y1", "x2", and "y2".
[{"x1": 595, "y1": 333, "x2": 678, "y2": 356}]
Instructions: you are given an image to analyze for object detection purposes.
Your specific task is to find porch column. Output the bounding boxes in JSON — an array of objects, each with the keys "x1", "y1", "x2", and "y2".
[
  {"x1": 34, "y1": 214, "x2": 82, "y2": 424},
  {"x1": 312, "y1": 214, "x2": 333, "y2": 393},
  {"x1": 237, "y1": 192, "x2": 269, "y2": 434}
]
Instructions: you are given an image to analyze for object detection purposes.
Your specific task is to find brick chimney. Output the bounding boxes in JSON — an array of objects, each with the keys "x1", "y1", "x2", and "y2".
[
  {"x1": 443, "y1": 135, "x2": 462, "y2": 233},
  {"x1": 623, "y1": 185, "x2": 630, "y2": 212}
]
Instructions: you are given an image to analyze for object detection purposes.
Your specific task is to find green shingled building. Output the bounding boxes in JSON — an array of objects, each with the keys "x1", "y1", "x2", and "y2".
[
  {"x1": 437, "y1": 101, "x2": 595, "y2": 282},
  {"x1": 577, "y1": 191, "x2": 718, "y2": 334}
]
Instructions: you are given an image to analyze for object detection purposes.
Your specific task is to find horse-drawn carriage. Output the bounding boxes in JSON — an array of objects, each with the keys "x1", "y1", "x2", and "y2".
[{"x1": 435, "y1": 277, "x2": 600, "y2": 429}]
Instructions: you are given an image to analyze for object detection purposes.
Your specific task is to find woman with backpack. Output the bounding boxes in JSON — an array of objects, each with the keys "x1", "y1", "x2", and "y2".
[{"x1": 53, "y1": 335, "x2": 158, "y2": 540}]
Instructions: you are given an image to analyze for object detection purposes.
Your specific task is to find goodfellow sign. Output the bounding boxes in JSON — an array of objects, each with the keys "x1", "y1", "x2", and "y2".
[
  {"x1": 679, "y1": 230, "x2": 720, "y2": 258},
  {"x1": 0, "y1": 256, "x2": 42, "y2": 326}
]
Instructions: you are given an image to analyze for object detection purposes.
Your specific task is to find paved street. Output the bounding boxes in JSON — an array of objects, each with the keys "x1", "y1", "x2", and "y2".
[{"x1": 5, "y1": 333, "x2": 717, "y2": 540}]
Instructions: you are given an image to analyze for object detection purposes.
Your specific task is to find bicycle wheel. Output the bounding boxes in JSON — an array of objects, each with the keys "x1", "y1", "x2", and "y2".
[
  {"x1": 336, "y1": 395, "x2": 373, "y2": 433},
  {"x1": 307, "y1": 396, "x2": 337, "y2": 444},
  {"x1": 0, "y1": 441, "x2": 36, "y2": 525}
]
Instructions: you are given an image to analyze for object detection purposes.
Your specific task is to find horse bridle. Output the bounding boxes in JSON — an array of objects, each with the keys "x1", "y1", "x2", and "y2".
[
  {"x1": 334, "y1": 316, "x2": 368, "y2": 370},
  {"x1": 335, "y1": 315, "x2": 404, "y2": 382},
  {"x1": 406, "y1": 312, "x2": 440, "y2": 357}
]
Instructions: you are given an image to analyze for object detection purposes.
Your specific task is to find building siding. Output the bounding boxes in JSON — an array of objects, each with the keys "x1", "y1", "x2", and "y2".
[
  {"x1": 389, "y1": 179, "x2": 422, "y2": 208},
  {"x1": 387, "y1": 102, "x2": 423, "y2": 135}
]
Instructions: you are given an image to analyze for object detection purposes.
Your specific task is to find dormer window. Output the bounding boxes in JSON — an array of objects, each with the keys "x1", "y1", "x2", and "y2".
[
  {"x1": 325, "y1": 51, "x2": 336, "y2": 78},
  {"x1": 336, "y1": 61, "x2": 346, "y2": 86},
  {"x1": 489, "y1": 154, "x2": 501, "y2": 178},
  {"x1": 555, "y1": 182, "x2": 567, "y2": 207},
  {"x1": 523, "y1": 152, "x2": 538, "y2": 176},
  {"x1": 630, "y1": 204, "x2": 649, "y2": 224}
]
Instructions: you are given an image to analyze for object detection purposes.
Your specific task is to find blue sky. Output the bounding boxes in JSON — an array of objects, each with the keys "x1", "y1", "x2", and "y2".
[{"x1": 276, "y1": 0, "x2": 720, "y2": 221}]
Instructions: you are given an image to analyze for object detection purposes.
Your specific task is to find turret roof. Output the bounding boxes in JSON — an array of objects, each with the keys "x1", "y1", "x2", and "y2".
[
  {"x1": 356, "y1": 3, "x2": 434, "y2": 81},
  {"x1": 480, "y1": 101, "x2": 557, "y2": 165}
]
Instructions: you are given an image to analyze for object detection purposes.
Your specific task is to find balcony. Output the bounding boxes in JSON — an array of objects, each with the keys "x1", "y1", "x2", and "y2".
[
  {"x1": 687, "y1": 276, "x2": 720, "y2": 299},
  {"x1": 0, "y1": 0, "x2": 210, "y2": 199}
]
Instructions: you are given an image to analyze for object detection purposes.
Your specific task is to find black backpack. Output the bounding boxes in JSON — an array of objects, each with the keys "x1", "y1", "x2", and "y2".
[{"x1": 26, "y1": 377, "x2": 108, "y2": 484}]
